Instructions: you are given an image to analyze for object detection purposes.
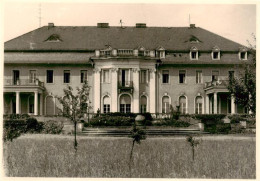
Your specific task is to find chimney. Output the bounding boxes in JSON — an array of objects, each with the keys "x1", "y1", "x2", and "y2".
[
  {"x1": 97, "y1": 23, "x2": 109, "y2": 28},
  {"x1": 136, "y1": 23, "x2": 146, "y2": 28},
  {"x1": 190, "y1": 24, "x2": 196, "y2": 28},
  {"x1": 48, "y1": 23, "x2": 54, "y2": 29}
]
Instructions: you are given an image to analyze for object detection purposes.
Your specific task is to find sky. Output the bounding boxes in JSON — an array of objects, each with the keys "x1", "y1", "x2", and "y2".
[{"x1": 3, "y1": 1, "x2": 257, "y2": 46}]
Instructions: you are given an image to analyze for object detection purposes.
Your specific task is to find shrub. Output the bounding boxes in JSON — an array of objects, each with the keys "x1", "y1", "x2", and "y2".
[
  {"x1": 178, "y1": 116, "x2": 200, "y2": 125},
  {"x1": 190, "y1": 114, "x2": 226, "y2": 125},
  {"x1": 230, "y1": 123, "x2": 245, "y2": 134},
  {"x1": 26, "y1": 117, "x2": 43, "y2": 133},
  {"x1": 152, "y1": 118, "x2": 190, "y2": 127},
  {"x1": 3, "y1": 127, "x2": 23, "y2": 142},
  {"x1": 42, "y1": 120, "x2": 64, "y2": 134},
  {"x1": 3, "y1": 120, "x2": 27, "y2": 142},
  {"x1": 228, "y1": 115, "x2": 247, "y2": 124},
  {"x1": 141, "y1": 113, "x2": 153, "y2": 126},
  {"x1": 90, "y1": 116, "x2": 134, "y2": 127}
]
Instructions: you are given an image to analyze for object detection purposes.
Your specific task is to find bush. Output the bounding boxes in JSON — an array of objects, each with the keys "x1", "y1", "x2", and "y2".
[
  {"x1": 141, "y1": 113, "x2": 153, "y2": 126},
  {"x1": 42, "y1": 120, "x2": 64, "y2": 134},
  {"x1": 3, "y1": 127, "x2": 23, "y2": 142},
  {"x1": 4, "y1": 120, "x2": 27, "y2": 142},
  {"x1": 26, "y1": 117, "x2": 43, "y2": 133},
  {"x1": 90, "y1": 115, "x2": 134, "y2": 127},
  {"x1": 190, "y1": 114, "x2": 226, "y2": 125},
  {"x1": 152, "y1": 118, "x2": 190, "y2": 127}
]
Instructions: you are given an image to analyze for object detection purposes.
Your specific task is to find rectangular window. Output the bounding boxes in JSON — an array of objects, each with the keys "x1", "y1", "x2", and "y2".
[
  {"x1": 140, "y1": 105, "x2": 147, "y2": 113},
  {"x1": 162, "y1": 102, "x2": 170, "y2": 113},
  {"x1": 179, "y1": 70, "x2": 186, "y2": 84},
  {"x1": 191, "y1": 51, "x2": 197, "y2": 59},
  {"x1": 162, "y1": 70, "x2": 169, "y2": 84},
  {"x1": 120, "y1": 104, "x2": 131, "y2": 113},
  {"x1": 140, "y1": 70, "x2": 147, "y2": 83},
  {"x1": 120, "y1": 104, "x2": 125, "y2": 113},
  {"x1": 103, "y1": 104, "x2": 110, "y2": 113},
  {"x1": 229, "y1": 71, "x2": 234, "y2": 80},
  {"x1": 81, "y1": 103, "x2": 88, "y2": 113},
  {"x1": 64, "y1": 70, "x2": 70, "y2": 83},
  {"x1": 195, "y1": 103, "x2": 202, "y2": 114},
  {"x1": 126, "y1": 104, "x2": 131, "y2": 113},
  {"x1": 29, "y1": 70, "x2": 36, "y2": 83},
  {"x1": 213, "y1": 52, "x2": 219, "y2": 59},
  {"x1": 47, "y1": 70, "x2": 53, "y2": 83},
  {"x1": 102, "y1": 69, "x2": 110, "y2": 83},
  {"x1": 138, "y1": 51, "x2": 144, "y2": 56},
  {"x1": 196, "y1": 70, "x2": 202, "y2": 84},
  {"x1": 13, "y1": 70, "x2": 20, "y2": 85},
  {"x1": 81, "y1": 70, "x2": 88, "y2": 83},
  {"x1": 180, "y1": 103, "x2": 186, "y2": 114},
  {"x1": 212, "y1": 70, "x2": 219, "y2": 81},
  {"x1": 240, "y1": 52, "x2": 246, "y2": 60}
]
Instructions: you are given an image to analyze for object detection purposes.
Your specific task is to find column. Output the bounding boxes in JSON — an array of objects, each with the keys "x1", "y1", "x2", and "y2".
[
  {"x1": 205, "y1": 94, "x2": 209, "y2": 114},
  {"x1": 16, "y1": 91, "x2": 20, "y2": 114},
  {"x1": 213, "y1": 92, "x2": 218, "y2": 114},
  {"x1": 231, "y1": 94, "x2": 236, "y2": 114},
  {"x1": 93, "y1": 68, "x2": 101, "y2": 113},
  {"x1": 40, "y1": 93, "x2": 43, "y2": 115},
  {"x1": 133, "y1": 68, "x2": 140, "y2": 113},
  {"x1": 149, "y1": 69, "x2": 156, "y2": 114},
  {"x1": 111, "y1": 68, "x2": 118, "y2": 112},
  {"x1": 34, "y1": 91, "x2": 38, "y2": 115}
]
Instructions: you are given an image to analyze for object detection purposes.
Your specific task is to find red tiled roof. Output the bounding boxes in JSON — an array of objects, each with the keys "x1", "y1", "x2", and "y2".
[{"x1": 4, "y1": 26, "x2": 244, "y2": 51}]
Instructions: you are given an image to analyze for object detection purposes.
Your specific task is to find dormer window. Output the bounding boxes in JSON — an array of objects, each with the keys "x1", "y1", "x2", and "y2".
[
  {"x1": 212, "y1": 46, "x2": 220, "y2": 60},
  {"x1": 45, "y1": 34, "x2": 62, "y2": 42},
  {"x1": 239, "y1": 47, "x2": 248, "y2": 60},
  {"x1": 156, "y1": 46, "x2": 165, "y2": 59},
  {"x1": 138, "y1": 46, "x2": 146, "y2": 57},
  {"x1": 190, "y1": 47, "x2": 198, "y2": 60}
]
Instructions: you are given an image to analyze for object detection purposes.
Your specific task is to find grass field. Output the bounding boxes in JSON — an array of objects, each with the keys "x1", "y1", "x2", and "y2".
[{"x1": 3, "y1": 134, "x2": 255, "y2": 178}]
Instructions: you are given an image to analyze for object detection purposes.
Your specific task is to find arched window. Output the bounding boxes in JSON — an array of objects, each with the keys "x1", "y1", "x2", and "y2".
[
  {"x1": 120, "y1": 94, "x2": 131, "y2": 113},
  {"x1": 195, "y1": 96, "x2": 203, "y2": 114},
  {"x1": 45, "y1": 96, "x2": 55, "y2": 116},
  {"x1": 162, "y1": 96, "x2": 170, "y2": 113},
  {"x1": 179, "y1": 96, "x2": 187, "y2": 114},
  {"x1": 140, "y1": 96, "x2": 147, "y2": 113},
  {"x1": 103, "y1": 96, "x2": 111, "y2": 113}
]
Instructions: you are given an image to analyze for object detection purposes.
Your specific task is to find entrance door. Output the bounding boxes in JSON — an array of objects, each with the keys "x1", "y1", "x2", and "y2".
[
  {"x1": 13, "y1": 70, "x2": 20, "y2": 85},
  {"x1": 12, "y1": 99, "x2": 16, "y2": 114}
]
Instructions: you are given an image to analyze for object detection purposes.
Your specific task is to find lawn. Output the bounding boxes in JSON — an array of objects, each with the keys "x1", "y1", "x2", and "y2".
[{"x1": 3, "y1": 134, "x2": 255, "y2": 178}]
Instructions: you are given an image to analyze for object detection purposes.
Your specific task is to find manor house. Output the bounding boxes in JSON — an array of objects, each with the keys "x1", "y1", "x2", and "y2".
[{"x1": 4, "y1": 23, "x2": 249, "y2": 116}]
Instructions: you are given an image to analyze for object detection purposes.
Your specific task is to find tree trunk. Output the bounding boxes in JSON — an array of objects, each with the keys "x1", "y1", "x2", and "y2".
[
  {"x1": 192, "y1": 147, "x2": 195, "y2": 161},
  {"x1": 129, "y1": 140, "x2": 135, "y2": 177},
  {"x1": 74, "y1": 121, "x2": 78, "y2": 152}
]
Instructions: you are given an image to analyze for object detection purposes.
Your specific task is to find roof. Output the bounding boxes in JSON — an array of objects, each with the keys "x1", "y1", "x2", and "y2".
[
  {"x1": 4, "y1": 52, "x2": 92, "y2": 64},
  {"x1": 4, "y1": 25, "x2": 244, "y2": 51}
]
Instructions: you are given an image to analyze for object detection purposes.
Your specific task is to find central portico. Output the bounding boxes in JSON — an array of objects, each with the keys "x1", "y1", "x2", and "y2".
[{"x1": 92, "y1": 58, "x2": 157, "y2": 114}]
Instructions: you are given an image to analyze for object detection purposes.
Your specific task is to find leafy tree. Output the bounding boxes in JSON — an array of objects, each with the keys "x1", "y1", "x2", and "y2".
[
  {"x1": 129, "y1": 123, "x2": 146, "y2": 177},
  {"x1": 56, "y1": 81, "x2": 92, "y2": 152},
  {"x1": 227, "y1": 35, "x2": 256, "y2": 114},
  {"x1": 186, "y1": 135, "x2": 200, "y2": 161}
]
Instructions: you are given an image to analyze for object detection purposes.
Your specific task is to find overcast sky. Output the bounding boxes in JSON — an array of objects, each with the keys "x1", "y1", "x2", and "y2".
[{"x1": 3, "y1": 2, "x2": 256, "y2": 46}]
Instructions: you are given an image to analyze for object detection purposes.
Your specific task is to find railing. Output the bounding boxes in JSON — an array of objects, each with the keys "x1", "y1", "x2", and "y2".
[
  {"x1": 204, "y1": 79, "x2": 229, "y2": 88},
  {"x1": 118, "y1": 81, "x2": 133, "y2": 88},
  {"x1": 4, "y1": 78, "x2": 45, "y2": 87},
  {"x1": 117, "y1": 49, "x2": 134, "y2": 56}
]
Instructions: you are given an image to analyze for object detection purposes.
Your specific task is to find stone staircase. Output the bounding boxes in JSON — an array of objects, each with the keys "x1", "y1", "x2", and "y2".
[{"x1": 79, "y1": 127, "x2": 208, "y2": 137}]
